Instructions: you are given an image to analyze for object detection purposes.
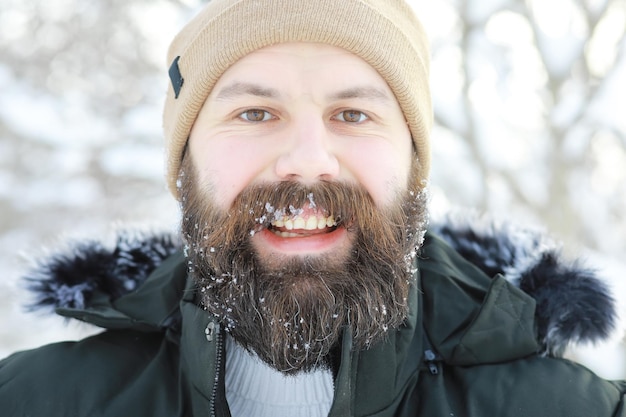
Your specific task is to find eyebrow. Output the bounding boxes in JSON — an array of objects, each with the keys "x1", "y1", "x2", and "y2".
[
  {"x1": 327, "y1": 86, "x2": 391, "y2": 102},
  {"x1": 214, "y1": 82, "x2": 391, "y2": 103},
  {"x1": 215, "y1": 82, "x2": 280, "y2": 101}
]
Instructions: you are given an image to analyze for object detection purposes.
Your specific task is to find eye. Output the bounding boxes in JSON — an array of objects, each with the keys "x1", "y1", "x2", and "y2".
[
  {"x1": 239, "y1": 109, "x2": 273, "y2": 122},
  {"x1": 335, "y1": 110, "x2": 369, "y2": 123}
]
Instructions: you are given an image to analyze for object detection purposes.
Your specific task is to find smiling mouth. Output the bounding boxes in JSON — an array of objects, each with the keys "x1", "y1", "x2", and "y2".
[{"x1": 268, "y1": 214, "x2": 338, "y2": 238}]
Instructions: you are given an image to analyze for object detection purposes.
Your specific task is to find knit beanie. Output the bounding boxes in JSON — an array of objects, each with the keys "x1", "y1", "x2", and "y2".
[{"x1": 163, "y1": 0, "x2": 432, "y2": 197}]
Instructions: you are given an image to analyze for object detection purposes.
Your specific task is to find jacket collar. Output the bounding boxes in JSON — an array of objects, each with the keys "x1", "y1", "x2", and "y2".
[
  {"x1": 430, "y1": 218, "x2": 616, "y2": 356},
  {"x1": 177, "y1": 266, "x2": 423, "y2": 417},
  {"x1": 419, "y1": 233, "x2": 538, "y2": 365},
  {"x1": 52, "y1": 250, "x2": 188, "y2": 331},
  {"x1": 24, "y1": 218, "x2": 618, "y2": 358},
  {"x1": 179, "y1": 279, "x2": 224, "y2": 416},
  {"x1": 21, "y1": 224, "x2": 619, "y2": 415}
]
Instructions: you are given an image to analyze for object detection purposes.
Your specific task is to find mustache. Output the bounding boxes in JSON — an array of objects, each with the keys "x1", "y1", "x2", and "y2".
[
  {"x1": 190, "y1": 180, "x2": 404, "y2": 249},
  {"x1": 235, "y1": 180, "x2": 374, "y2": 227}
]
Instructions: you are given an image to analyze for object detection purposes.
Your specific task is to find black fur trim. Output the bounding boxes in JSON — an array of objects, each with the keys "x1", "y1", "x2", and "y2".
[
  {"x1": 25, "y1": 231, "x2": 181, "y2": 311},
  {"x1": 429, "y1": 219, "x2": 546, "y2": 281},
  {"x1": 520, "y1": 252, "x2": 615, "y2": 356}
]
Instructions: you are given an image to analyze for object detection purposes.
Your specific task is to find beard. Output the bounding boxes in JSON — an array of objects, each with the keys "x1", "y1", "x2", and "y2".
[{"x1": 179, "y1": 156, "x2": 428, "y2": 374}]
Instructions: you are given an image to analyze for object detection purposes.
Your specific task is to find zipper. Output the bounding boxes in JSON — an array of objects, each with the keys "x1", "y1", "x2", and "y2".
[
  {"x1": 423, "y1": 349, "x2": 441, "y2": 375},
  {"x1": 205, "y1": 321, "x2": 218, "y2": 342},
  {"x1": 205, "y1": 321, "x2": 223, "y2": 417},
  {"x1": 422, "y1": 329, "x2": 442, "y2": 376}
]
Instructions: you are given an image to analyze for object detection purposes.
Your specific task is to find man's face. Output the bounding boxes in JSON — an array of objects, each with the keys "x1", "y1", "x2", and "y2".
[
  {"x1": 188, "y1": 42, "x2": 413, "y2": 237},
  {"x1": 181, "y1": 42, "x2": 427, "y2": 373}
]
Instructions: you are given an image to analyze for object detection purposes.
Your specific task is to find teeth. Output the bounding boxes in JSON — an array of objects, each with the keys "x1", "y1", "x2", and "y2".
[
  {"x1": 293, "y1": 218, "x2": 306, "y2": 229},
  {"x1": 271, "y1": 214, "x2": 337, "y2": 231},
  {"x1": 275, "y1": 231, "x2": 300, "y2": 238},
  {"x1": 306, "y1": 217, "x2": 318, "y2": 230}
]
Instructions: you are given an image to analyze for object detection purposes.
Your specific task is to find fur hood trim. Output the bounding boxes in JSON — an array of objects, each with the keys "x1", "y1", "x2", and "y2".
[
  {"x1": 430, "y1": 218, "x2": 616, "y2": 356},
  {"x1": 24, "y1": 220, "x2": 616, "y2": 356},
  {"x1": 25, "y1": 231, "x2": 181, "y2": 311}
]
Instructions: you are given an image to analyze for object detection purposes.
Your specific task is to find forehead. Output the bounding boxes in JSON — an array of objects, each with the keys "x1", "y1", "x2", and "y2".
[{"x1": 210, "y1": 42, "x2": 394, "y2": 99}]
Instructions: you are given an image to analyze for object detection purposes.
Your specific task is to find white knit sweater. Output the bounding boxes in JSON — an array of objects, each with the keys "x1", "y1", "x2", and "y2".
[{"x1": 224, "y1": 335, "x2": 334, "y2": 417}]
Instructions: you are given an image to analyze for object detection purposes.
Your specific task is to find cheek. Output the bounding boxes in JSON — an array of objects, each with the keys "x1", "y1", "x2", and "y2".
[
  {"x1": 340, "y1": 142, "x2": 412, "y2": 205},
  {"x1": 190, "y1": 138, "x2": 275, "y2": 208}
]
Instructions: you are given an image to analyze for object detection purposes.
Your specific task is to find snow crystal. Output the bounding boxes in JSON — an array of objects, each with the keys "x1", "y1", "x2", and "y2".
[
  {"x1": 288, "y1": 205, "x2": 303, "y2": 216},
  {"x1": 272, "y1": 208, "x2": 286, "y2": 221},
  {"x1": 123, "y1": 280, "x2": 136, "y2": 291},
  {"x1": 54, "y1": 283, "x2": 89, "y2": 309}
]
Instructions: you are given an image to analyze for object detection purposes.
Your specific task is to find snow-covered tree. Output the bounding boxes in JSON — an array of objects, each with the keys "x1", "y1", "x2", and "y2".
[
  {"x1": 1, "y1": 0, "x2": 625, "y2": 374},
  {"x1": 415, "y1": 0, "x2": 626, "y2": 257}
]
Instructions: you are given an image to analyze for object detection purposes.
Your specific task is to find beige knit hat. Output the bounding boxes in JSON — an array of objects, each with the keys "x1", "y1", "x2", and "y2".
[{"x1": 163, "y1": 0, "x2": 432, "y2": 197}]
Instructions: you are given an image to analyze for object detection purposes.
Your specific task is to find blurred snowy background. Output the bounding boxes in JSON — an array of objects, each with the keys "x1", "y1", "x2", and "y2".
[{"x1": 1, "y1": 0, "x2": 625, "y2": 377}]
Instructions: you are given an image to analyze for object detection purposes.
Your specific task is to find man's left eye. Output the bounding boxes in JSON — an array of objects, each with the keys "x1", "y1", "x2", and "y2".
[{"x1": 335, "y1": 110, "x2": 368, "y2": 123}]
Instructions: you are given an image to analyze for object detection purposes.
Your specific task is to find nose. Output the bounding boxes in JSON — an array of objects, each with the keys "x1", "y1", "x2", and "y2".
[{"x1": 274, "y1": 115, "x2": 340, "y2": 182}]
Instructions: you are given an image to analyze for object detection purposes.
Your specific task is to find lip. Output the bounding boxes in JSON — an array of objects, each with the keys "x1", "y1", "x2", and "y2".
[{"x1": 254, "y1": 226, "x2": 348, "y2": 255}]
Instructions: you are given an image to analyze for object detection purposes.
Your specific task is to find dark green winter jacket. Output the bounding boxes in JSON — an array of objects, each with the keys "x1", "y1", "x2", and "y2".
[{"x1": 1, "y1": 226, "x2": 625, "y2": 416}]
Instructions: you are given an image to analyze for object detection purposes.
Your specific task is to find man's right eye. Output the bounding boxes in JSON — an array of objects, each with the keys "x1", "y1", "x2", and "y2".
[{"x1": 238, "y1": 109, "x2": 273, "y2": 122}]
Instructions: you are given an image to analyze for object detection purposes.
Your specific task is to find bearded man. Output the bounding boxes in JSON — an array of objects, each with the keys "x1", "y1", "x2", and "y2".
[{"x1": 1, "y1": 1, "x2": 626, "y2": 416}]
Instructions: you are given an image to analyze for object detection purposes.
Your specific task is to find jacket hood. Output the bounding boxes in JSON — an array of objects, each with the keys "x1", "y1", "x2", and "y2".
[
  {"x1": 429, "y1": 218, "x2": 616, "y2": 356},
  {"x1": 24, "y1": 219, "x2": 617, "y2": 357}
]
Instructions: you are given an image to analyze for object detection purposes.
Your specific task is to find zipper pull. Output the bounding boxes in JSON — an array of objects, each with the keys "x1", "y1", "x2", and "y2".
[
  {"x1": 205, "y1": 321, "x2": 218, "y2": 342},
  {"x1": 424, "y1": 349, "x2": 440, "y2": 375}
]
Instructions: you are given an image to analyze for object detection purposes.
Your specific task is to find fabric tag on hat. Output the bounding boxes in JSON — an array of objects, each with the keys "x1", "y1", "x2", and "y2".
[{"x1": 169, "y1": 56, "x2": 184, "y2": 99}]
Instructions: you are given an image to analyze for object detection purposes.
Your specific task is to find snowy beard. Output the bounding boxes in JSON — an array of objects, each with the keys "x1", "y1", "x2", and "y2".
[{"x1": 179, "y1": 157, "x2": 429, "y2": 375}]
